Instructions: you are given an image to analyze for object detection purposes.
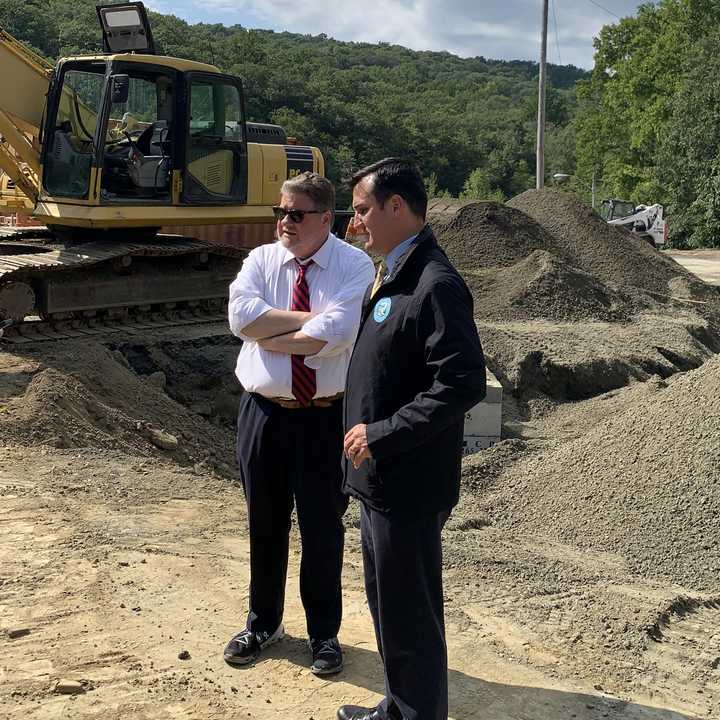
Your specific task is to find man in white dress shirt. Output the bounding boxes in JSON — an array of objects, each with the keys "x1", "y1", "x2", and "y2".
[{"x1": 224, "y1": 172, "x2": 374, "y2": 675}]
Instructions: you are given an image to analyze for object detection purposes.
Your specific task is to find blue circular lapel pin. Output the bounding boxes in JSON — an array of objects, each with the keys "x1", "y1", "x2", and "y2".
[{"x1": 373, "y1": 297, "x2": 392, "y2": 323}]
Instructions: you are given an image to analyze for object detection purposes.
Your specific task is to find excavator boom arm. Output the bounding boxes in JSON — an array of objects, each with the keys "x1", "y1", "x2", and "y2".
[{"x1": 0, "y1": 27, "x2": 50, "y2": 203}]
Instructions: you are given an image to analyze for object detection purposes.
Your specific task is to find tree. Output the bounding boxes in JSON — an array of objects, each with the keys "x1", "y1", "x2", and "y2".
[
  {"x1": 657, "y1": 30, "x2": 720, "y2": 246},
  {"x1": 460, "y1": 168, "x2": 505, "y2": 202},
  {"x1": 0, "y1": 0, "x2": 59, "y2": 59}
]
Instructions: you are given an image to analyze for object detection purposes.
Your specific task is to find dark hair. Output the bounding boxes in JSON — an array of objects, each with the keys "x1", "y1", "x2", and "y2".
[
  {"x1": 282, "y1": 172, "x2": 335, "y2": 212},
  {"x1": 349, "y1": 157, "x2": 427, "y2": 219}
]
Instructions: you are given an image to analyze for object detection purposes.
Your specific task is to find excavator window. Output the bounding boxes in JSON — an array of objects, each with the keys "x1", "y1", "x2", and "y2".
[
  {"x1": 184, "y1": 77, "x2": 247, "y2": 203},
  {"x1": 101, "y1": 71, "x2": 174, "y2": 202},
  {"x1": 44, "y1": 66, "x2": 105, "y2": 198}
]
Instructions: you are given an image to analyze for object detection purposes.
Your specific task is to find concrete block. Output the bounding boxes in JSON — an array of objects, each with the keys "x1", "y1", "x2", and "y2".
[
  {"x1": 483, "y1": 367, "x2": 503, "y2": 404},
  {"x1": 463, "y1": 368, "x2": 503, "y2": 455},
  {"x1": 463, "y1": 435, "x2": 499, "y2": 455}
]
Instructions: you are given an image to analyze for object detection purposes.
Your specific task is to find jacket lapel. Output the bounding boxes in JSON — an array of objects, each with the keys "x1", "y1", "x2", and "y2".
[{"x1": 359, "y1": 225, "x2": 436, "y2": 324}]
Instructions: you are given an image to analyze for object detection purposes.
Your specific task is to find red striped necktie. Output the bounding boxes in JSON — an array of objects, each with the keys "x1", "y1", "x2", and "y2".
[{"x1": 291, "y1": 259, "x2": 316, "y2": 406}]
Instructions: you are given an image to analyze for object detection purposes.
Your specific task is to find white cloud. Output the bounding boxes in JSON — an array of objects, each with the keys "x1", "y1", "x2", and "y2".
[{"x1": 159, "y1": 0, "x2": 649, "y2": 68}]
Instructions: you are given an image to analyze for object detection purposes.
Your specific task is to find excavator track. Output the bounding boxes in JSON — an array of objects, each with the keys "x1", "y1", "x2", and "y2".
[
  {"x1": 0, "y1": 230, "x2": 246, "y2": 342},
  {"x1": 1, "y1": 306, "x2": 229, "y2": 344}
]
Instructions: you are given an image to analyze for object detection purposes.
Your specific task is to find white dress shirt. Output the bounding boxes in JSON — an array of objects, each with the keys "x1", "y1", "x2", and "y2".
[{"x1": 228, "y1": 232, "x2": 375, "y2": 398}]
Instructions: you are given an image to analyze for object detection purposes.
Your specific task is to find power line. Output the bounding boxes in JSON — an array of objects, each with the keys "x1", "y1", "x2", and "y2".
[
  {"x1": 551, "y1": 0, "x2": 562, "y2": 65},
  {"x1": 586, "y1": 0, "x2": 621, "y2": 19}
]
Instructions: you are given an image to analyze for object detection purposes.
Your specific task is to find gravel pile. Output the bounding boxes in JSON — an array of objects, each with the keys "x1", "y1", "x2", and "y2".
[
  {"x1": 429, "y1": 200, "x2": 637, "y2": 322},
  {"x1": 430, "y1": 193, "x2": 719, "y2": 323},
  {"x1": 428, "y1": 192, "x2": 720, "y2": 403},
  {"x1": 428, "y1": 199, "x2": 570, "y2": 268},
  {"x1": 507, "y1": 189, "x2": 714, "y2": 302},
  {"x1": 484, "y1": 356, "x2": 720, "y2": 590}
]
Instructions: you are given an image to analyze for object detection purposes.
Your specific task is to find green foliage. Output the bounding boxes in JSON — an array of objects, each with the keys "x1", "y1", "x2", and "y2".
[
  {"x1": 575, "y1": 0, "x2": 720, "y2": 246},
  {"x1": 656, "y1": 29, "x2": 720, "y2": 246},
  {"x1": 672, "y1": 159, "x2": 720, "y2": 249},
  {"x1": 0, "y1": 0, "x2": 59, "y2": 59},
  {"x1": 460, "y1": 168, "x2": 506, "y2": 202}
]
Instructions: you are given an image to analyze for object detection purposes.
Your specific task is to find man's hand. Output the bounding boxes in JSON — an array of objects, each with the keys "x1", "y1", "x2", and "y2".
[{"x1": 344, "y1": 423, "x2": 372, "y2": 469}]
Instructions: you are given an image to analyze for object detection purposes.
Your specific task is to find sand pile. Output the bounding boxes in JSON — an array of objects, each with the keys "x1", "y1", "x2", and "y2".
[
  {"x1": 428, "y1": 199, "x2": 570, "y2": 268},
  {"x1": 0, "y1": 343, "x2": 236, "y2": 473},
  {"x1": 479, "y1": 355, "x2": 720, "y2": 590},
  {"x1": 430, "y1": 193, "x2": 718, "y2": 323}
]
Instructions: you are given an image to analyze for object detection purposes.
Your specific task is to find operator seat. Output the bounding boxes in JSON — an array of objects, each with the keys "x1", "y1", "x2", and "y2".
[{"x1": 128, "y1": 120, "x2": 171, "y2": 190}]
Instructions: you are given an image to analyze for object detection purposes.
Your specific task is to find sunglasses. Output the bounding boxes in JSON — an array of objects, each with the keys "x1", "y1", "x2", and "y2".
[{"x1": 273, "y1": 206, "x2": 326, "y2": 223}]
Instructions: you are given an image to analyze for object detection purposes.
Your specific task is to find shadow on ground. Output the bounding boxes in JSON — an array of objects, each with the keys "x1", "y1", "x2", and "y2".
[{"x1": 228, "y1": 634, "x2": 693, "y2": 720}]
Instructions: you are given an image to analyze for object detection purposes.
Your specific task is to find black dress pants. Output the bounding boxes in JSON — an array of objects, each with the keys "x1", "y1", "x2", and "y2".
[
  {"x1": 236, "y1": 392, "x2": 348, "y2": 640},
  {"x1": 361, "y1": 503, "x2": 450, "y2": 720}
]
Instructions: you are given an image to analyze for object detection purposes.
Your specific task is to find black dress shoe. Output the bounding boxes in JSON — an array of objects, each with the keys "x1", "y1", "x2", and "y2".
[
  {"x1": 309, "y1": 636, "x2": 343, "y2": 675},
  {"x1": 336, "y1": 705, "x2": 381, "y2": 720}
]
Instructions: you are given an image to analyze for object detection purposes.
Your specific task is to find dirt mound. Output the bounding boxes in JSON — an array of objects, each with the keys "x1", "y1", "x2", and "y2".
[
  {"x1": 507, "y1": 189, "x2": 715, "y2": 303},
  {"x1": 428, "y1": 193, "x2": 720, "y2": 405},
  {"x1": 429, "y1": 200, "x2": 570, "y2": 269},
  {"x1": 480, "y1": 355, "x2": 720, "y2": 590},
  {"x1": 430, "y1": 199, "x2": 659, "y2": 323},
  {"x1": 466, "y1": 250, "x2": 643, "y2": 322},
  {"x1": 0, "y1": 343, "x2": 236, "y2": 474},
  {"x1": 479, "y1": 311, "x2": 720, "y2": 403}
]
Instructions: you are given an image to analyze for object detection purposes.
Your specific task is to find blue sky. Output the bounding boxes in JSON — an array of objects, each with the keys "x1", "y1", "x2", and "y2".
[{"x1": 145, "y1": 0, "x2": 651, "y2": 68}]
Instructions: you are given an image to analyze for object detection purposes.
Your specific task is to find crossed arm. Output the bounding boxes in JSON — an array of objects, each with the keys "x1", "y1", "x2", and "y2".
[
  {"x1": 228, "y1": 250, "x2": 328, "y2": 356},
  {"x1": 242, "y1": 309, "x2": 326, "y2": 355},
  {"x1": 237, "y1": 309, "x2": 326, "y2": 355}
]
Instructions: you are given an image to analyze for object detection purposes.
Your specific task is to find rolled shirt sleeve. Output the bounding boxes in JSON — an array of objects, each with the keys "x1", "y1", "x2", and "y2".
[
  {"x1": 228, "y1": 249, "x2": 275, "y2": 342},
  {"x1": 303, "y1": 253, "x2": 375, "y2": 365}
]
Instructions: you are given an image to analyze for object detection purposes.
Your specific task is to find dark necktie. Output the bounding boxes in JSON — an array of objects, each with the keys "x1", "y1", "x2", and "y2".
[{"x1": 291, "y1": 259, "x2": 316, "y2": 406}]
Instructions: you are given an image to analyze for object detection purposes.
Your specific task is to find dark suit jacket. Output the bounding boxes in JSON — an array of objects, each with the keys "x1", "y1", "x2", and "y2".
[{"x1": 342, "y1": 225, "x2": 487, "y2": 514}]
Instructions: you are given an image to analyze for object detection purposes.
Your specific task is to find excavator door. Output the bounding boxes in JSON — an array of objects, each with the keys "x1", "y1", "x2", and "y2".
[
  {"x1": 182, "y1": 73, "x2": 248, "y2": 205},
  {"x1": 96, "y1": 2, "x2": 156, "y2": 55}
]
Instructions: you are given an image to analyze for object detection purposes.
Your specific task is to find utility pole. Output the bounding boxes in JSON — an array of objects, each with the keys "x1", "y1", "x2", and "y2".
[{"x1": 536, "y1": 0, "x2": 549, "y2": 189}]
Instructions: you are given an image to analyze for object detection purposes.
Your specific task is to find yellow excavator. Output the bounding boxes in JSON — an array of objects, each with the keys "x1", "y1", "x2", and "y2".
[{"x1": 0, "y1": 2, "x2": 324, "y2": 335}]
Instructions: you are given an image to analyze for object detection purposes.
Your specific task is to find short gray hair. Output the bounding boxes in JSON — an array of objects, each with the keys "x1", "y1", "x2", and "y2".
[{"x1": 281, "y1": 172, "x2": 335, "y2": 212}]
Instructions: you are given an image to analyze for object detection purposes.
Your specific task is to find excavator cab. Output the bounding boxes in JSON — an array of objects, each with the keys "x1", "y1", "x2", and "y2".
[
  {"x1": 0, "y1": 2, "x2": 324, "y2": 330},
  {"x1": 42, "y1": 56, "x2": 249, "y2": 209},
  {"x1": 0, "y1": 1, "x2": 322, "y2": 237}
]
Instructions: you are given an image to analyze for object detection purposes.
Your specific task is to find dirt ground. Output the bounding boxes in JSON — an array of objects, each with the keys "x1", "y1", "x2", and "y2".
[
  {"x1": 666, "y1": 250, "x2": 720, "y2": 286},
  {"x1": 2, "y1": 194, "x2": 719, "y2": 719},
  {"x1": 1, "y1": 323, "x2": 717, "y2": 720}
]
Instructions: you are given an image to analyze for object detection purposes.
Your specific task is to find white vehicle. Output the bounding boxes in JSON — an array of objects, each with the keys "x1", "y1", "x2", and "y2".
[{"x1": 599, "y1": 198, "x2": 668, "y2": 248}]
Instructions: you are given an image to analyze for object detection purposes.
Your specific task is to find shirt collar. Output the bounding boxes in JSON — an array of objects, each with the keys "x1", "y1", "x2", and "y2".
[
  {"x1": 280, "y1": 232, "x2": 335, "y2": 269},
  {"x1": 384, "y1": 233, "x2": 418, "y2": 276}
]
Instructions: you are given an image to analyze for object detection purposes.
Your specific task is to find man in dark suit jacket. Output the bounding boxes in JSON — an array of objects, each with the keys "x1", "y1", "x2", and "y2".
[{"x1": 339, "y1": 158, "x2": 487, "y2": 720}]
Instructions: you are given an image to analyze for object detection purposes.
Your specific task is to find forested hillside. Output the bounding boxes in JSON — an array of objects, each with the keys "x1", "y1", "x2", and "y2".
[
  {"x1": 575, "y1": 0, "x2": 720, "y2": 247},
  {"x1": 0, "y1": 0, "x2": 584, "y2": 206}
]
